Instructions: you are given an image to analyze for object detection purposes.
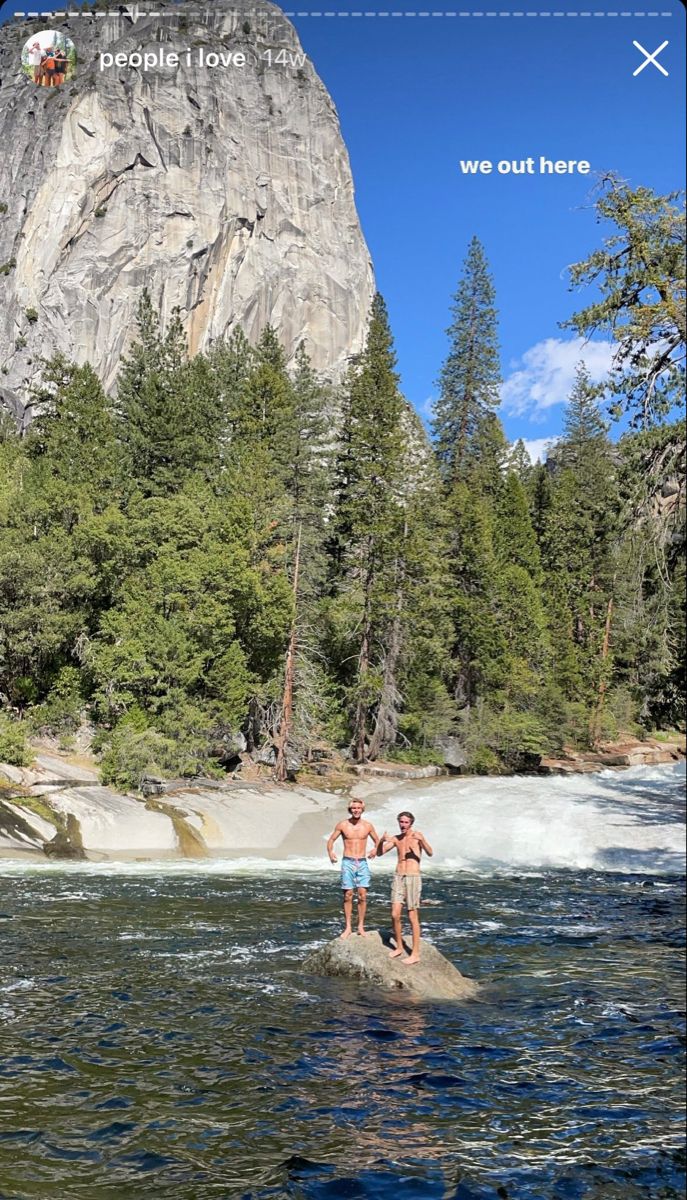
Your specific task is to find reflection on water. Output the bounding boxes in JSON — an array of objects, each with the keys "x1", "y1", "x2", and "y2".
[{"x1": 0, "y1": 867, "x2": 685, "y2": 1198}]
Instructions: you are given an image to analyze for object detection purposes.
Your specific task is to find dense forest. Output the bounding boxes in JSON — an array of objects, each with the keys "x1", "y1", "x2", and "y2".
[{"x1": 0, "y1": 178, "x2": 684, "y2": 787}]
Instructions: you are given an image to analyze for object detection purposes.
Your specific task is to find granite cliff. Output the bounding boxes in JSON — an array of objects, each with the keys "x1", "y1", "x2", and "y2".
[{"x1": 0, "y1": 1, "x2": 375, "y2": 424}]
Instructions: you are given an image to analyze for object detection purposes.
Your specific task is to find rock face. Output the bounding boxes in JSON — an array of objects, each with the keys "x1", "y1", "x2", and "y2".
[
  {"x1": 539, "y1": 738, "x2": 686, "y2": 774},
  {"x1": 0, "y1": 751, "x2": 342, "y2": 859},
  {"x1": 434, "y1": 735, "x2": 467, "y2": 770},
  {"x1": 0, "y1": 1, "x2": 374, "y2": 424},
  {"x1": 304, "y1": 931, "x2": 480, "y2": 1001}
]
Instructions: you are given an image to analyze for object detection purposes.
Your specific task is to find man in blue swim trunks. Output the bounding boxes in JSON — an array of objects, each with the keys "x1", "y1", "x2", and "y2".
[{"x1": 326, "y1": 799, "x2": 380, "y2": 938}]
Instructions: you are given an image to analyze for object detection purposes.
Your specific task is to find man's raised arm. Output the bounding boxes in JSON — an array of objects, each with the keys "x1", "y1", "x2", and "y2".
[
  {"x1": 326, "y1": 823, "x2": 342, "y2": 863},
  {"x1": 417, "y1": 831, "x2": 434, "y2": 857},
  {"x1": 376, "y1": 831, "x2": 396, "y2": 856}
]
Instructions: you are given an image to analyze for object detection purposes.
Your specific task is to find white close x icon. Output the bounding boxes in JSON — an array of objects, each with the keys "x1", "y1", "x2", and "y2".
[{"x1": 632, "y1": 40, "x2": 669, "y2": 77}]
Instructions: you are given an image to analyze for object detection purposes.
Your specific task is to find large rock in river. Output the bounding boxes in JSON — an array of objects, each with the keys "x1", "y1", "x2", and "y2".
[{"x1": 305, "y1": 931, "x2": 479, "y2": 1001}]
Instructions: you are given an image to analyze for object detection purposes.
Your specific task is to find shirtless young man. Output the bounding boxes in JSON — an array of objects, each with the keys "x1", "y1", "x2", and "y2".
[
  {"x1": 326, "y1": 800, "x2": 379, "y2": 939},
  {"x1": 377, "y1": 811, "x2": 433, "y2": 965}
]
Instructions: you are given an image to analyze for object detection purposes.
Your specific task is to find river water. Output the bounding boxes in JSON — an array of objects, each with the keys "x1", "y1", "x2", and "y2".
[{"x1": 1, "y1": 765, "x2": 685, "y2": 1198}]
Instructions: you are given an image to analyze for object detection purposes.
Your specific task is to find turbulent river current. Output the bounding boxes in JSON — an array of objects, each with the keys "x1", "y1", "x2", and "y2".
[{"x1": 1, "y1": 764, "x2": 685, "y2": 1198}]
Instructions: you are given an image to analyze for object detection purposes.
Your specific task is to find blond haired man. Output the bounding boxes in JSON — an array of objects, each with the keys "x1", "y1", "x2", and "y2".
[{"x1": 326, "y1": 800, "x2": 380, "y2": 939}]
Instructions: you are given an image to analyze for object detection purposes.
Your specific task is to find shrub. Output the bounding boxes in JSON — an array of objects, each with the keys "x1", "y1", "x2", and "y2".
[
  {"x1": 28, "y1": 668, "x2": 83, "y2": 737},
  {"x1": 15, "y1": 336, "x2": 27, "y2": 350},
  {"x1": 387, "y1": 746, "x2": 444, "y2": 767},
  {"x1": 99, "y1": 711, "x2": 223, "y2": 792},
  {"x1": 99, "y1": 727, "x2": 180, "y2": 792},
  {"x1": 94, "y1": 206, "x2": 107, "y2": 218},
  {"x1": 0, "y1": 714, "x2": 31, "y2": 767},
  {"x1": 0, "y1": 258, "x2": 16, "y2": 276},
  {"x1": 25, "y1": 307, "x2": 38, "y2": 324},
  {"x1": 0, "y1": 202, "x2": 8, "y2": 215},
  {"x1": 468, "y1": 746, "x2": 501, "y2": 775}
]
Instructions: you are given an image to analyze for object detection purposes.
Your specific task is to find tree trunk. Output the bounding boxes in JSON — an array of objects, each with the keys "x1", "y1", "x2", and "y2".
[
  {"x1": 367, "y1": 536, "x2": 406, "y2": 762},
  {"x1": 366, "y1": 603, "x2": 403, "y2": 761},
  {"x1": 353, "y1": 618, "x2": 371, "y2": 763},
  {"x1": 274, "y1": 526, "x2": 301, "y2": 782},
  {"x1": 352, "y1": 546, "x2": 375, "y2": 763},
  {"x1": 590, "y1": 591, "x2": 614, "y2": 745}
]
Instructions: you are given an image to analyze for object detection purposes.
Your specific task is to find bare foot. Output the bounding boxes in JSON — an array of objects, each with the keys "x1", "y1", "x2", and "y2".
[
  {"x1": 357, "y1": 929, "x2": 368, "y2": 937},
  {"x1": 388, "y1": 947, "x2": 404, "y2": 958},
  {"x1": 339, "y1": 929, "x2": 352, "y2": 939},
  {"x1": 402, "y1": 955, "x2": 420, "y2": 966}
]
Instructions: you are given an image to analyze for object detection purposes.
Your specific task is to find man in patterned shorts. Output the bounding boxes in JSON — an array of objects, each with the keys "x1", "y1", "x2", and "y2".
[
  {"x1": 377, "y1": 812, "x2": 433, "y2": 965},
  {"x1": 326, "y1": 799, "x2": 380, "y2": 939}
]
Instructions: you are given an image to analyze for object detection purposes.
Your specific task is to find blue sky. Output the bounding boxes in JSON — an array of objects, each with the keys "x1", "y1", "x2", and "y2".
[
  {"x1": 2, "y1": 1, "x2": 685, "y2": 456},
  {"x1": 290, "y1": 3, "x2": 685, "y2": 454}
]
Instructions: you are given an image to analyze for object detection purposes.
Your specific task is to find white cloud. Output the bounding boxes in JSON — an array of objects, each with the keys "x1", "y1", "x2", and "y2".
[
  {"x1": 521, "y1": 437, "x2": 556, "y2": 464},
  {"x1": 501, "y1": 338, "x2": 616, "y2": 419}
]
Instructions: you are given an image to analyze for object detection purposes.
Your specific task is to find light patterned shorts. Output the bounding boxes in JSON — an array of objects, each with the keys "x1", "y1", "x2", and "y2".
[{"x1": 391, "y1": 873, "x2": 422, "y2": 910}]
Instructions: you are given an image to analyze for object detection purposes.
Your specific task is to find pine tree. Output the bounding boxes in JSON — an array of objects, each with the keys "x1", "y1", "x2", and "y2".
[
  {"x1": 565, "y1": 177, "x2": 685, "y2": 427},
  {"x1": 508, "y1": 438, "x2": 533, "y2": 485},
  {"x1": 390, "y1": 409, "x2": 455, "y2": 755},
  {"x1": 29, "y1": 357, "x2": 118, "y2": 501},
  {"x1": 495, "y1": 471, "x2": 543, "y2": 582},
  {"x1": 539, "y1": 364, "x2": 620, "y2": 737},
  {"x1": 611, "y1": 421, "x2": 686, "y2": 730},
  {"x1": 446, "y1": 481, "x2": 508, "y2": 709},
  {"x1": 116, "y1": 292, "x2": 225, "y2": 496},
  {"x1": 328, "y1": 294, "x2": 407, "y2": 761},
  {"x1": 432, "y1": 237, "x2": 502, "y2": 484}
]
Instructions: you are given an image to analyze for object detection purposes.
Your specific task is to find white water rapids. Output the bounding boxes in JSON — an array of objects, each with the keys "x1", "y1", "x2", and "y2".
[
  {"x1": 2, "y1": 762, "x2": 683, "y2": 877},
  {"x1": 366, "y1": 762, "x2": 686, "y2": 876}
]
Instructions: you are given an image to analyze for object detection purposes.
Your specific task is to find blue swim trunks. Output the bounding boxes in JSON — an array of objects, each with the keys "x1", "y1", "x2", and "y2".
[{"x1": 341, "y1": 856, "x2": 371, "y2": 890}]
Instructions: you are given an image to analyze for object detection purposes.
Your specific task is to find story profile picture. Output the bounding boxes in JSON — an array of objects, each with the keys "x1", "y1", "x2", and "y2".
[{"x1": 21, "y1": 30, "x2": 76, "y2": 87}]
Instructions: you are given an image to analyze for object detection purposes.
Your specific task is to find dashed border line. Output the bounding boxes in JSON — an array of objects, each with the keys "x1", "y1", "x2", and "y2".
[{"x1": 10, "y1": 8, "x2": 677, "y2": 16}]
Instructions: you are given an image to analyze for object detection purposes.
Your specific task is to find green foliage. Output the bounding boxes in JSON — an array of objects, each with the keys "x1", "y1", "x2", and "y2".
[
  {"x1": 25, "y1": 307, "x2": 39, "y2": 324},
  {"x1": 116, "y1": 292, "x2": 226, "y2": 497},
  {"x1": 1, "y1": 238, "x2": 683, "y2": 785},
  {"x1": 432, "y1": 237, "x2": 502, "y2": 484},
  {"x1": 99, "y1": 726, "x2": 184, "y2": 791},
  {"x1": 387, "y1": 746, "x2": 445, "y2": 767},
  {"x1": 538, "y1": 365, "x2": 620, "y2": 721},
  {"x1": 565, "y1": 177, "x2": 685, "y2": 427},
  {"x1": 0, "y1": 714, "x2": 31, "y2": 766},
  {"x1": 28, "y1": 667, "x2": 83, "y2": 736}
]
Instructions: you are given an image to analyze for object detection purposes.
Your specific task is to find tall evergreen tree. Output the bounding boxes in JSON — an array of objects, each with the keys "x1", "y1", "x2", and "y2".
[
  {"x1": 494, "y1": 471, "x2": 543, "y2": 582},
  {"x1": 432, "y1": 237, "x2": 502, "y2": 484},
  {"x1": 508, "y1": 438, "x2": 534, "y2": 485},
  {"x1": 328, "y1": 294, "x2": 407, "y2": 761},
  {"x1": 29, "y1": 357, "x2": 118, "y2": 501},
  {"x1": 539, "y1": 365, "x2": 620, "y2": 738},
  {"x1": 116, "y1": 292, "x2": 225, "y2": 496},
  {"x1": 446, "y1": 482, "x2": 508, "y2": 709}
]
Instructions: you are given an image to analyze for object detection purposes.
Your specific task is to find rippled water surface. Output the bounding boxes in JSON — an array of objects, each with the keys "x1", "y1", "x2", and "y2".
[{"x1": 1, "y1": 861, "x2": 684, "y2": 1199}]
